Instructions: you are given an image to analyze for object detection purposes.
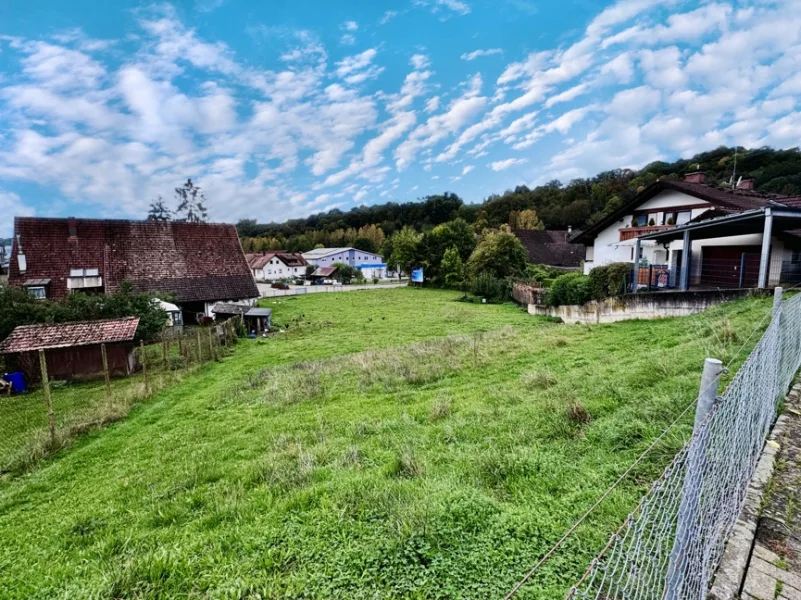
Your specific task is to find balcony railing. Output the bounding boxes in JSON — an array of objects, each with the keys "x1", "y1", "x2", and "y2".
[{"x1": 619, "y1": 225, "x2": 674, "y2": 241}]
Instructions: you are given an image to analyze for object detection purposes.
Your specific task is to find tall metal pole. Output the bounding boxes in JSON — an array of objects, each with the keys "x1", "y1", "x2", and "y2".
[
  {"x1": 665, "y1": 357, "x2": 724, "y2": 600},
  {"x1": 632, "y1": 237, "x2": 641, "y2": 292}
]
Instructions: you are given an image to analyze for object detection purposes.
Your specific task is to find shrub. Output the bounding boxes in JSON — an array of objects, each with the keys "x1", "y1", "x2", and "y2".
[
  {"x1": 468, "y1": 272, "x2": 511, "y2": 303},
  {"x1": 666, "y1": 217, "x2": 675, "y2": 225},
  {"x1": 588, "y1": 262, "x2": 632, "y2": 300},
  {"x1": 547, "y1": 272, "x2": 591, "y2": 307},
  {"x1": 648, "y1": 218, "x2": 655, "y2": 226},
  {"x1": 466, "y1": 232, "x2": 527, "y2": 279}
]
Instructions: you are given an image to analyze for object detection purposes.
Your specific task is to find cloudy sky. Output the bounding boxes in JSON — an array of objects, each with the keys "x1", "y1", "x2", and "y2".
[{"x1": 1, "y1": 0, "x2": 800, "y2": 236}]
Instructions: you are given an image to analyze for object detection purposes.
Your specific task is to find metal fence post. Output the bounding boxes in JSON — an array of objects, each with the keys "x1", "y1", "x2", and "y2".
[
  {"x1": 38, "y1": 349, "x2": 55, "y2": 445},
  {"x1": 773, "y1": 287, "x2": 783, "y2": 394},
  {"x1": 140, "y1": 340, "x2": 149, "y2": 396},
  {"x1": 665, "y1": 356, "x2": 724, "y2": 600}
]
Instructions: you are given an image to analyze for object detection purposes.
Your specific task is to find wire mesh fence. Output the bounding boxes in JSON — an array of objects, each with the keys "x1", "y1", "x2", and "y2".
[
  {"x1": 0, "y1": 318, "x2": 241, "y2": 474},
  {"x1": 566, "y1": 289, "x2": 801, "y2": 600}
]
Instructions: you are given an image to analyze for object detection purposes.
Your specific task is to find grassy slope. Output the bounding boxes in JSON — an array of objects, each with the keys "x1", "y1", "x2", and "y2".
[{"x1": 0, "y1": 288, "x2": 771, "y2": 599}]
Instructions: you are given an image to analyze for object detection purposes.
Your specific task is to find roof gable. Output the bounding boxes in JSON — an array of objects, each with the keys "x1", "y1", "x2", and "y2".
[{"x1": 573, "y1": 181, "x2": 783, "y2": 244}]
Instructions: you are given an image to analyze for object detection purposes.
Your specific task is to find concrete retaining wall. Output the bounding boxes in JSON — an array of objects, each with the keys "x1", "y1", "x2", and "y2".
[{"x1": 528, "y1": 289, "x2": 754, "y2": 324}]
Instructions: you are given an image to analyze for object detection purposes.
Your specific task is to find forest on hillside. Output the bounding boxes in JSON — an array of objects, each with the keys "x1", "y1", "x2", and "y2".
[{"x1": 238, "y1": 146, "x2": 801, "y2": 253}]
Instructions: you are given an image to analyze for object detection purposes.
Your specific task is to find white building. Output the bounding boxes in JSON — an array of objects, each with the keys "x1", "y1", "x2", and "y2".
[
  {"x1": 302, "y1": 247, "x2": 389, "y2": 279},
  {"x1": 246, "y1": 252, "x2": 309, "y2": 281},
  {"x1": 573, "y1": 172, "x2": 801, "y2": 290}
]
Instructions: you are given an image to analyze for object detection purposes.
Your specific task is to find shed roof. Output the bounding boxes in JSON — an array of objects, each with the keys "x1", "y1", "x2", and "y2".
[
  {"x1": 211, "y1": 303, "x2": 250, "y2": 316},
  {"x1": 311, "y1": 266, "x2": 338, "y2": 277},
  {"x1": 9, "y1": 218, "x2": 258, "y2": 303},
  {"x1": 246, "y1": 307, "x2": 272, "y2": 317},
  {"x1": 0, "y1": 317, "x2": 140, "y2": 354}
]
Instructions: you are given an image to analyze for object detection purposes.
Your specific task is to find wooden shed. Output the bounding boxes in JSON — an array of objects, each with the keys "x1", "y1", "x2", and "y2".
[{"x1": 0, "y1": 317, "x2": 140, "y2": 383}]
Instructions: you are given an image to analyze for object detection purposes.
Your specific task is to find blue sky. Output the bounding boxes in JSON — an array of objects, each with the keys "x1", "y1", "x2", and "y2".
[{"x1": 1, "y1": 0, "x2": 800, "y2": 236}]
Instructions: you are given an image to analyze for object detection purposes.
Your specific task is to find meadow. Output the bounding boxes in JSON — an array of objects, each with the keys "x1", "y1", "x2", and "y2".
[{"x1": 0, "y1": 288, "x2": 772, "y2": 599}]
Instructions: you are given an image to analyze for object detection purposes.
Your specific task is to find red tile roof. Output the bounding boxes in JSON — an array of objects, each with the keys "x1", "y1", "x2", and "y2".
[
  {"x1": 512, "y1": 230, "x2": 585, "y2": 268},
  {"x1": 9, "y1": 218, "x2": 258, "y2": 303},
  {"x1": 246, "y1": 252, "x2": 308, "y2": 270},
  {"x1": 0, "y1": 317, "x2": 140, "y2": 354}
]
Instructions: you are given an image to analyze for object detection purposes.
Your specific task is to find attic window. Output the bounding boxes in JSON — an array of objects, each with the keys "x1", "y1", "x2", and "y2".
[{"x1": 70, "y1": 268, "x2": 99, "y2": 277}]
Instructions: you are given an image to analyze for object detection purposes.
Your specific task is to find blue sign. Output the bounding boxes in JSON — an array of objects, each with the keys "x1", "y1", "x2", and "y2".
[{"x1": 411, "y1": 268, "x2": 424, "y2": 283}]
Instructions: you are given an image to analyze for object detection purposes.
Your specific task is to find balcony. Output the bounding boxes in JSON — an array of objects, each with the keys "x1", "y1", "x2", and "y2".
[{"x1": 619, "y1": 225, "x2": 674, "y2": 242}]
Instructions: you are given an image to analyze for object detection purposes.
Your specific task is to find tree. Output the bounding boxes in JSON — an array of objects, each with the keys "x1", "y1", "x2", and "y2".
[
  {"x1": 514, "y1": 209, "x2": 544, "y2": 230},
  {"x1": 466, "y1": 232, "x2": 527, "y2": 279},
  {"x1": 419, "y1": 218, "x2": 476, "y2": 282},
  {"x1": 332, "y1": 262, "x2": 359, "y2": 284},
  {"x1": 353, "y1": 236, "x2": 377, "y2": 253},
  {"x1": 175, "y1": 179, "x2": 208, "y2": 223},
  {"x1": 388, "y1": 226, "x2": 421, "y2": 276},
  {"x1": 440, "y1": 247, "x2": 464, "y2": 288},
  {"x1": 147, "y1": 196, "x2": 172, "y2": 221}
]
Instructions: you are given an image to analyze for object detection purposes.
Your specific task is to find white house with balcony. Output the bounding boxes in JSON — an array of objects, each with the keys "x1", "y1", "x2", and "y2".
[{"x1": 572, "y1": 172, "x2": 801, "y2": 290}]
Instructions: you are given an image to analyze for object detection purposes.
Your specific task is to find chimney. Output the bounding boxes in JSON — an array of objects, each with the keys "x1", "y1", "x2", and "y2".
[
  {"x1": 737, "y1": 178, "x2": 755, "y2": 191},
  {"x1": 684, "y1": 171, "x2": 706, "y2": 184},
  {"x1": 566, "y1": 226, "x2": 572, "y2": 242},
  {"x1": 15, "y1": 234, "x2": 26, "y2": 274},
  {"x1": 67, "y1": 217, "x2": 77, "y2": 238}
]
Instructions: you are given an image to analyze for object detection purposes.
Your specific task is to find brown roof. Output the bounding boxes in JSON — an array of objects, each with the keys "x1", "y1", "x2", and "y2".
[
  {"x1": 0, "y1": 317, "x2": 140, "y2": 354},
  {"x1": 9, "y1": 218, "x2": 258, "y2": 303},
  {"x1": 513, "y1": 230, "x2": 585, "y2": 268},
  {"x1": 311, "y1": 266, "x2": 338, "y2": 278},
  {"x1": 573, "y1": 180, "x2": 799, "y2": 244},
  {"x1": 246, "y1": 252, "x2": 308, "y2": 269}
]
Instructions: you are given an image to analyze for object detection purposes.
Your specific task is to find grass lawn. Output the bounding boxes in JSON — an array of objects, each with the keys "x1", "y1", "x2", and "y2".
[{"x1": 0, "y1": 288, "x2": 772, "y2": 599}]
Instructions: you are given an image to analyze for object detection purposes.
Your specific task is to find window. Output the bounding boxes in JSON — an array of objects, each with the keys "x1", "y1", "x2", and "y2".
[
  {"x1": 663, "y1": 210, "x2": 692, "y2": 225},
  {"x1": 28, "y1": 286, "x2": 46, "y2": 299},
  {"x1": 69, "y1": 268, "x2": 99, "y2": 277},
  {"x1": 634, "y1": 214, "x2": 648, "y2": 226}
]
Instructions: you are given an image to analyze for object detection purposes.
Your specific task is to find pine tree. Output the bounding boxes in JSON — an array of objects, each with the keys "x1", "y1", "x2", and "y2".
[
  {"x1": 175, "y1": 179, "x2": 208, "y2": 223},
  {"x1": 146, "y1": 196, "x2": 172, "y2": 221}
]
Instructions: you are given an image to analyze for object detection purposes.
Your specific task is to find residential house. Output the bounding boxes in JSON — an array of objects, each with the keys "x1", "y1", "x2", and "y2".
[
  {"x1": 246, "y1": 251, "x2": 309, "y2": 281},
  {"x1": 0, "y1": 317, "x2": 140, "y2": 383},
  {"x1": 8, "y1": 217, "x2": 259, "y2": 323},
  {"x1": 572, "y1": 172, "x2": 801, "y2": 290},
  {"x1": 512, "y1": 228, "x2": 585, "y2": 269},
  {"x1": 302, "y1": 247, "x2": 388, "y2": 279}
]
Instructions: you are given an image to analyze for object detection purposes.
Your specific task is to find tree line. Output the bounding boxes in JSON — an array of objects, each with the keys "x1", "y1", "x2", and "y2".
[{"x1": 237, "y1": 146, "x2": 801, "y2": 252}]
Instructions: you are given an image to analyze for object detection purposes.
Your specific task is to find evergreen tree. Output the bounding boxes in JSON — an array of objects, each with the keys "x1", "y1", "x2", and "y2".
[
  {"x1": 175, "y1": 179, "x2": 208, "y2": 223},
  {"x1": 146, "y1": 196, "x2": 172, "y2": 222}
]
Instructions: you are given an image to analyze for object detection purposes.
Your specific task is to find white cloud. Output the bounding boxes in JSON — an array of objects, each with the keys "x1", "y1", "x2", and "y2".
[
  {"x1": 414, "y1": 0, "x2": 471, "y2": 17},
  {"x1": 425, "y1": 96, "x2": 440, "y2": 112},
  {"x1": 490, "y1": 158, "x2": 527, "y2": 171},
  {"x1": 544, "y1": 83, "x2": 588, "y2": 108},
  {"x1": 342, "y1": 21, "x2": 358, "y2": 31},
  {"x1": 335, "y1": 48, "x2": 384, "y2": 84},
  {"x1": 461, "y1": 48, "x2": 503, "y2": 61},
  {"x1": 462, "y1": 165, "x2": 474, "y2": 175},
  {"x1": 410, "y1": 54, "x2": 430, "y2": 70},
  {"x1": 0, "y1": 191, "x2": 35, "y2": 237},
  {"x1": 380, "y1": 10, "x2": 400, "y2": 24},
  {"x1": 340, "y1": 34, "x2": 356, "y2": 46}
]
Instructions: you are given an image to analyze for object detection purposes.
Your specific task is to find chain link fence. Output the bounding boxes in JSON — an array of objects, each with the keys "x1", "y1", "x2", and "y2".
[
  {"x1": 567, "y1": 289, "x2": 801, "y2": 600},
  {"x1": 0, "y1": 318, "x2": 241, "y2": 474}
]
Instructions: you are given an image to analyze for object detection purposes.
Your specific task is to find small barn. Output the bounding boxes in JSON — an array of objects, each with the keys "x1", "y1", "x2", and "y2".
[
  {"x1": 212, "y1": 303, "x2": 272, "y2": 333},
  {"x1": 0, "y1": 317, "x2": 140, "y2": 383},
  {"x1": 309, "y1": 266, "x2": 338, "y2": 284}
]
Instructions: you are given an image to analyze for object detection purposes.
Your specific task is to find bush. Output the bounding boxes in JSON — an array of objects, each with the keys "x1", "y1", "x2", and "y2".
[
  {"x1": 468, "y1": 272, "x2": 511, "y2": 303},
  {"x1": 588, "y1": 262, "x2": 632, "y2": 300},
  {"x1": 547, "y1": 272, "x2": 591, "y2": 307}
]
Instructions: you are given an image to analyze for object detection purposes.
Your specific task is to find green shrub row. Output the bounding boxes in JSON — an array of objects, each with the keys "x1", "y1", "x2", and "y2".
[{"x1": 588, "y1": 262, "x2": 631, "y2": 300}]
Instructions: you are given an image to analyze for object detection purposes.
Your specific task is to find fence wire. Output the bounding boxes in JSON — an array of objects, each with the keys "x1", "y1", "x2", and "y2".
[{"x1": 567, "y1": 291, "x2": 801, "y2": 600}]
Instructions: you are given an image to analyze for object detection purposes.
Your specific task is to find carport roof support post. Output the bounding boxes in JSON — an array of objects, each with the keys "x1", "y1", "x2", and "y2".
[
  {"x1": 680, "y1": 229, "x2": 692, "y2": 291},
  {"x1": 758, "y1": 208, "x2": 773, "y2": 289}
]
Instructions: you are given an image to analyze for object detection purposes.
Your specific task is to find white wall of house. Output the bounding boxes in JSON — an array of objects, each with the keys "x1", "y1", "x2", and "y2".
[
  {"x1": 584, "y1": 190, "x2": 713, "y2": 275},
  {"x1": 252, "y1": 257, "x2": 306, "y2": 281}
]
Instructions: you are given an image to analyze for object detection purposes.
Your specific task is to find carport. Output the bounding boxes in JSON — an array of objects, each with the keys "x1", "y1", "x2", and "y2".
[{"x1": 638, "y1": 207, "x2": 801, "y2": 291}]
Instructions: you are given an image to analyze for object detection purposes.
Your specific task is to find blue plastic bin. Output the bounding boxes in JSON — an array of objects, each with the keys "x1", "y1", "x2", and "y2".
[{"x1": 5, "y1": 372, "x2": 27, "y2": 394}]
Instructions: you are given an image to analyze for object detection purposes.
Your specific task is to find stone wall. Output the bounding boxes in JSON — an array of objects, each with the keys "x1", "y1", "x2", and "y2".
[{"x1": 529, "y1": 289, "x2": 754, "y2": 324}]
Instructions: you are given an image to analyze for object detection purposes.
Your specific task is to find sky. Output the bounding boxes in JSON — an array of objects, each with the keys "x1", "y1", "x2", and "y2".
[{"x1": 1, "y1": 0, "x2": 801, "y2": 237}]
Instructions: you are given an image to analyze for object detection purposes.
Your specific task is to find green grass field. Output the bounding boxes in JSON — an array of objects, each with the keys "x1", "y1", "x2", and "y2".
[{"x1": 0, "y1": 288, "x2": 773, "y2": 599}]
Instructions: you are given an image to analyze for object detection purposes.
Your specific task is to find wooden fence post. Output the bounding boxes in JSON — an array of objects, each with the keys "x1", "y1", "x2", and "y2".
[
  {"x1": 140, "y1": 340, "x2": 149, "y2": 396},
  {"x1": 197, "y1": 330, "x2": 203, "y2": 363},
  {"x1": 101, "y1": 343, "x2": 111, "y2": 407},
  {"x1": 208, "y1": 327, "x2": 215, "y2": 362},
  {"x1": 38, "y1": 349, "x2": 55, "y2": 445},
  {"x1": 162, "y1": 339, "x2": 168, "y2": 369}
]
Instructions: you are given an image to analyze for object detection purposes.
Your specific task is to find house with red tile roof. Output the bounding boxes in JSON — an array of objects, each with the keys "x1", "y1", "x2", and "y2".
[
  {"x1": 572, "y1": 172, "x2": 801, "y2": 290},
  {"x1": 8, "y1": 217, "x2": 258, "y2": 322},
  {"x1": 245, "y1": 251, "x2": 308, "y2": 281}
]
